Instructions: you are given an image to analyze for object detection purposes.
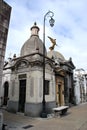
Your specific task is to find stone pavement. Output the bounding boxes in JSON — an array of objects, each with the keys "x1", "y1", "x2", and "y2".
[{"x1": 2, "y1": 103, "x2": 87, "y2": 130}]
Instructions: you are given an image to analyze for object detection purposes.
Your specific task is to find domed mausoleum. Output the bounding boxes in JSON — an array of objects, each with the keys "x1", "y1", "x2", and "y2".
[
  {"x1": 47, "y1": 50, "x2": 65, "y2": 60},
  {"x1": 47, "y1": 50, "x2": 75, "y2": 106},
  {"x1": 21, "y1": 22, "x2": 47, "y2": 56},
  {"x1": 2, "y1": 23, "x2": 75, "y2": 117}
]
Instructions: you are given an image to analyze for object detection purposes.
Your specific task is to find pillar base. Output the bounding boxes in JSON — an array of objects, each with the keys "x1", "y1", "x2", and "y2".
[{"x1": 41, "y1": 111, "x2": 47, "y2": 118}]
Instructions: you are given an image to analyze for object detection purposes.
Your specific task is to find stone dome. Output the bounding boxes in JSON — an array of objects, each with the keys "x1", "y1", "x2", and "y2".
[
  {"x1": 20, "y1": 22, "x2": 47, "y2": 56},
  {"x1": 47, "y1": 50, "x2": 65, "y2": 62}
]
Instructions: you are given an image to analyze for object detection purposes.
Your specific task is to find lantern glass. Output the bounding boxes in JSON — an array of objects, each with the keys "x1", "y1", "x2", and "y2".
[{"x1": 49, "y1": 17, "x2": 55, "y2": 27}]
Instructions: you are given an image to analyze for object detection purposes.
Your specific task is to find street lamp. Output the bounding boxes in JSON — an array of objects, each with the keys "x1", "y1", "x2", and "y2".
[{"x1": 41, "y1": 11, "x2": 55, "y2": 118}]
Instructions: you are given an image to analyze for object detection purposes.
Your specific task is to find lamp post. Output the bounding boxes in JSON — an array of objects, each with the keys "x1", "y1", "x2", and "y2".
[{"x1": 41, "y1": 11, "x2": 55, "y2": 118}]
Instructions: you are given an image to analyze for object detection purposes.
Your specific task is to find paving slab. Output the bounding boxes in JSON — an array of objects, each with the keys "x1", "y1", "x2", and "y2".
[{"x1": 2, "y1": 103, "x2": 87, "y2": 130}]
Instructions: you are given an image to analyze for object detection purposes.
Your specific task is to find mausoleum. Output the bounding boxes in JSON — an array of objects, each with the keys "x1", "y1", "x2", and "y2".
[{"x1": 2, "y1": 23, "x2": 75, "y2": 117}]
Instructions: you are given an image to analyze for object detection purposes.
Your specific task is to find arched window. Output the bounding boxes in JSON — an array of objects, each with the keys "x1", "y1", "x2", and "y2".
[{"x1": 3, "y1": 81, "x2": 9, "y2": 105}]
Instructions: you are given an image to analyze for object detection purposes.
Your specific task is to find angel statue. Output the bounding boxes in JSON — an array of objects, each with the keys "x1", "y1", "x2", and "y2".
[{"x1": 48, "y1": 36, "x2": 57, "y2": 50}]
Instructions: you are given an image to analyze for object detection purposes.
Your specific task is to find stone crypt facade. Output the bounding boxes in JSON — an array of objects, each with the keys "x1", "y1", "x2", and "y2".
[
  {"x1": 0, "y1": 0, "x2": 11, "y2": 104},
  {"x1": 2, "y1": 23, "x2": 75, "y2": 117}
]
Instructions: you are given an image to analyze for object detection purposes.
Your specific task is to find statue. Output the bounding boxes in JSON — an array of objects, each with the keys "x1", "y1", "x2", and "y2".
[{"x1": 48, "y1": 36, "x2": 57, "y2": 50}]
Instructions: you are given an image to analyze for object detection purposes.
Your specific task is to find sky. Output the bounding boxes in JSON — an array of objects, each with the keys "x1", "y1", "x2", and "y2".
[{"x1": 5, "y1": 0, "x2": 87, "y2": 71}]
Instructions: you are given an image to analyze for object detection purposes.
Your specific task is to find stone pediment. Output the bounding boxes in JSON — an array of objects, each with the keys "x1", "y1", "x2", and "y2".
[
  {"x1": 61, "y1": 58, "x2": 75, "y2": 70},
  {"x1": 15, "y1": 59, "x2": 29, "y2": 70},
  {"x1": 66, "y1": 60, "x2": 75, "y2": 70}
]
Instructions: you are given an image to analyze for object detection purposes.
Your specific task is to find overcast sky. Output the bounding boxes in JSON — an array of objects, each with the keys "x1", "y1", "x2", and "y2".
[{"x1": 5, "y1": 0, "x2": 87, "y2": 71}]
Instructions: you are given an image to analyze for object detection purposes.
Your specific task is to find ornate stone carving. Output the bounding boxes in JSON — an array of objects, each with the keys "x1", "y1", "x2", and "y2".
[{"x1": 17, "y1": 61, "x2": 28, "y2": 69}]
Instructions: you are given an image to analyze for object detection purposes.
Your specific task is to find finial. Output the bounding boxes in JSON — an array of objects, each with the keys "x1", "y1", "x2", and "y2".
[
  {"x1": 30, "y1": 22, "x2": 40, "y2": 36},
  {"x1": 69, "y1": 57, "x2": 72, "y2": 61},
  {"x1": 34, "y1": 22, "x2": 37, "y2": 26},
  {"x1": 13, "y1": 54, "x2": 16, "y2": 59}
]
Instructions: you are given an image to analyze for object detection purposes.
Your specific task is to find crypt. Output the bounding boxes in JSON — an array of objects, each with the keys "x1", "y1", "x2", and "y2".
[{"x1": 2, "y1": 23, "x2": 75, "y2": 117}]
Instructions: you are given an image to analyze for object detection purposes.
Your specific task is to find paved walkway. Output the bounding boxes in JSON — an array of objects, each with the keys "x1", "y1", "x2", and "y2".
[{"x1": 2, "y1": 103, "x2": 87, "y2": 130}]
